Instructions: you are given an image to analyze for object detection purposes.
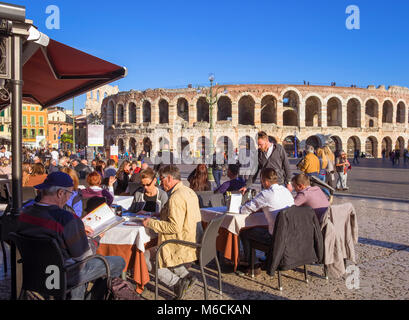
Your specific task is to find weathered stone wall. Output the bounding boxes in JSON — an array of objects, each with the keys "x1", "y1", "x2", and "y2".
[{"x1": 100, "y1": 84, "x2": 409, "y2": 158}]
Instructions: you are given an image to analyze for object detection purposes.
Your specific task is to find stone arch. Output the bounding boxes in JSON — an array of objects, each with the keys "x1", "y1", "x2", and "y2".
[
  {"x1": 128, "y1": 102, "x2": 137, "y2": 123},
  {"x1": 176, "y1": 97, "x2": 189, "y2": 122},
  {"x1": 216, "y1": 135, "x2": 235, "y2": 161},
  {"x1": 347, "y1": 136, "x2": 361, "y2": 158},
  {"x1": 106, "y1": 100, "x2": 115, "y2": 127},
  {"x1": 382, "y1": 100, "x2": 393, "y2": 123},
  {"x1": 159, "y1": 99, "x2": 169, "y2": 124},
  {"x1": 196, "y1": 97, "x2": 209, "y2": 123},
  {"x1": 196, "y1": 136, "x2": 211, "y2": 162},
  {"x1": 382, "y1": 136, "x2": 393, "y2": 156},
  {"x1": 143, "y1": 137, "x2": 152, "y2": 156},
  {"x1": 129, "y1": 137, "x2": 137, "y2": 154},
  {"x1": 306, "y1": 135, "x2": 322, "y2": 149},
  {"x1": 238, "y1": 95, "x2": 255, "y2": 125},
  {"x1": 117, "y1": 103, "x2": 124, "y2": 123},
  {"x1": 282, "y1": 90, "x2": 300, "y2": 126},
  {"x1": 283, "y1": 135, "x2": 300, "y2": 157},
  {"x1": 326, "y1": 97, "x2": 342, "y2": 126},
  {"x1": 396, "y1": 101, "x2": 406, "y2": 124},
  {"x1": 396, "y1": 136, "x2": 405, "y2": 156},
  {"x1": 217, "y1": 96, "x2": 232, "y2": 121},
  {"x1": 365, "y1": 136, "x2": 378, "y2": 158},
  {"x1": 365, "y1": 99, "x2": 379, "y2": 128},
  {"x1": 283, "y1": 110, "x2": 298, "y2": 126},
  {"x1": 177, "y1": 136, "x2": 190, "y2": 154},
  {"x1": 260, "y1": 95, "x2": 277, "y2": 124},
  {"x1": 305, "y1": 96, "x2": 322, "y2": 127},
  {"x1": 280, "y1": 87, "x2": 302, "y2": 104},
  {"x1": 329, "y1": 135, "x2": 342, "y2": 154},
  {"x1": 158, "y1": 137, "x2": 170, "y2": 151},
  {"x1": 118, "y1": 138, "x2": 125, "y2": 153},
  {"x1": 346, "y1": 98, "x2": 361, "y2": 128},
  {"x1": 142, "y1": 100, "x2": 151, "y2": 123},
  {"x1": 238, "y1": 135, "x2": 256, "y2": 151}
]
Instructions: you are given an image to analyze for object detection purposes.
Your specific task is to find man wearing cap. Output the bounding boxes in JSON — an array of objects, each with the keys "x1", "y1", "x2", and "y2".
[{"x1": 17, "y1": 171, "x2": 126, "y2": 300}]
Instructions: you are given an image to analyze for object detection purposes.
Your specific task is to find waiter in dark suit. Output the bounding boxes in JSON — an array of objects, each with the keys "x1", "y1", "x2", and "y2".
[{"x1": 239, "y1": 131, "x2": 292, "y2": 194}]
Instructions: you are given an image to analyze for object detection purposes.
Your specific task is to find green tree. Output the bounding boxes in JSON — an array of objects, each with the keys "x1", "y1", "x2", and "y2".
[{"x1": 61, "y1": 133, "x2": 73, "y2": 144}]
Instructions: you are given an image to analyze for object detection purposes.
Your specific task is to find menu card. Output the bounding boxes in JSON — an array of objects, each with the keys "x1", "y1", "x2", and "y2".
[{"x1": 82, "y1": 203, "x2": 125, "y2": 238}]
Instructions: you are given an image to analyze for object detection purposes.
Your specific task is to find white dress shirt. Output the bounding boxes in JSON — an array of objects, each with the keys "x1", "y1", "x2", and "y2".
[{"x1": 240, "y1": 184, "x2": 294, "y2": 234}]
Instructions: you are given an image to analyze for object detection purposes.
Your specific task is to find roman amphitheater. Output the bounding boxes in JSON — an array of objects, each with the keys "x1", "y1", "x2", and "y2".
[{"x1": 97, "y1": 84, "x2": 409, "y2": 159}]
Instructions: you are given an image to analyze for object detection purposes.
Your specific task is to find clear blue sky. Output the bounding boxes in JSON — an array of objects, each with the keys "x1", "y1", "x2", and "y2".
[{"x1": 15, "y1": 0, "x2": 409, "y2": 114}]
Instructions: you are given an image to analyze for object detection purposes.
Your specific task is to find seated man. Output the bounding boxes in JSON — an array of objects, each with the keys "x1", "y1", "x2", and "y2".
[
  {"x1": 142, "y1": 165, "x2": 202, "y2": 300},
  {"x1": 17, "y1": 171, "x2": 126, "y2": 300},
  {"x1": 214, "y1": 164, "x2": 246, "y2": 194},
  {"x1": 292, "y1": 173, "x2": 330, "y2": 223},
  {"x1": 239, "y1": 168, "x2": 294, "y2": 267}
]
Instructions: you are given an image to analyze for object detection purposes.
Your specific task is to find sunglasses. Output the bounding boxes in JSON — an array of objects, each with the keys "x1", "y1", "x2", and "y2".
[{"x1": 142, "y1": 176, "x2": 157, "y2": 187}]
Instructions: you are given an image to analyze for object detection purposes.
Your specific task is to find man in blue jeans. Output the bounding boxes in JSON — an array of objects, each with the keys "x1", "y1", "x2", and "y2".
[{"x1": 17, "y1": 171, "x2": 126, "y2": 300}]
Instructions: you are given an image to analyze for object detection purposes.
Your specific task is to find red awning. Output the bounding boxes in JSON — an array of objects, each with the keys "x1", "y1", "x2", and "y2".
[{"x1": 1, "y1": 39, "x2": 126, "y2": 109}]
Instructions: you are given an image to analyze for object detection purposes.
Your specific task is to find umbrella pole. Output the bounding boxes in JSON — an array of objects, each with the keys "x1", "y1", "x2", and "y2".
[{"x1": 10, "y1": 32, "x2": 23, "y2": 300}]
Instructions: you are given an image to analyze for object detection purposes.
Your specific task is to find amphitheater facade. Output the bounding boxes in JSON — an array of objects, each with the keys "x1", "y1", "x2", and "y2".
[{"x1": 100, "y1": 84, "x2": 409, "y2": 159}]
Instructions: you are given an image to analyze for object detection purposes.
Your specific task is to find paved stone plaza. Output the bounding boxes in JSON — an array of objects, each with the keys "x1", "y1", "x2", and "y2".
[{"x1": 0, "y1": 159, "x2": 408, "y2": 300}]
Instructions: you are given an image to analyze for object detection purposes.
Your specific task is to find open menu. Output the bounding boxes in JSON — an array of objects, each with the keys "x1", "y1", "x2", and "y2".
[{"x1": 82, "y1": 203, "x2": 125, "y2": 238}]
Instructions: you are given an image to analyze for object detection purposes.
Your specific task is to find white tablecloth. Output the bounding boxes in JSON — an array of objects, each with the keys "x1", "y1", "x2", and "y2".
[
  {"x1": 112, "y1": 195, "x2": 134, "y2": 210},
  {"x1": 100, "y1": 222, "x2": 157, "y2": 252},
  {"x1": 201, "y1": 206, "x2": 268, "y2": 235}
]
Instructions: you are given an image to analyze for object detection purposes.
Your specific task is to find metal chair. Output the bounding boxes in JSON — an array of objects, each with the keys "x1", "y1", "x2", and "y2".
[
  {"x1": 196, "y1": 191, "x2": 226, "y2": 208},
  {"x1": 8, "y1": 232, "x2": 111, "y2": 300},
  {"x1": 155, "y1": 214, "x2": 226, "y2": 300},
  {"x1": 248, "y1": 206, "x2": 326, "y2": 291}
]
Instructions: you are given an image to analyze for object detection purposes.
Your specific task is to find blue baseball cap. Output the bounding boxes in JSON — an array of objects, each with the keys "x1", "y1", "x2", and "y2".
[{"x1": 34, "y1": 171, "x2": 74, "y2": 190}]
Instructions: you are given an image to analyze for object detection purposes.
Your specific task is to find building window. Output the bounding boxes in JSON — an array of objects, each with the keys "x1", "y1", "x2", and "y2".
[
  {"x1": 31, "y1": 106, "x2": 35, "y2": 111},
  {"x1": 23, "y1": 129, "x2": 27, "y2": 138},
  {"x1": 39, "y1": 116, "x2": 44, "y2": 126},
  {"x1": 31, "y1": 116, "x2": 35, "y2": 125},
  {"x1": 23, "y1": 106, "x2": 26, "y2": 111},
  {"x1": 23, "y1": 116, "x2": 27, "y2": 126},
  {"x1": 54, "y1": 134, "x2": 56, "y2": 140},
  {"x1": 0, "y1": 110, "x2": 4, "y2": 117},
  {"x1": 30, "y1": 129, "x2": 35, "y2": 137},
  {"x1": 0, "y1": 125, "x2": 3, "y2": 132},
  {"x1": 53, "y1": 127, "x2": 56, "y2": 131},
  {"x1": 39, "y1": 129, "x2": 44, "y2": 136}
]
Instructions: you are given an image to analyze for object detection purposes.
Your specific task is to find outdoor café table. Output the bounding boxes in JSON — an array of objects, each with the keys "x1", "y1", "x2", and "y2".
[
  {"x1": 96, "y1": 219, "x2": 157, "y2": 293},
  {"x1": 112, "y1": 195, "x2": 134, "y2": 211},
  {"x1": 200, "y1": 206, "x2": 268, "y2": 271}
]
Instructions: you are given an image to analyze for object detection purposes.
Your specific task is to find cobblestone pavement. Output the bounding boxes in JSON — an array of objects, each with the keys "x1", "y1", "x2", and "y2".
[{"x1": 1, "y1": 159, "x2": 408, "y2": 300}]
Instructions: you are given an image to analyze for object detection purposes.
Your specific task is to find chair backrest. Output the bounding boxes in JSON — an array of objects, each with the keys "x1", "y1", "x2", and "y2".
[
  {"x1": 196, "y1": 191, "x2": 225, "y2": 208},
  {"x1": 268, "y1": 205, "x2": 323, "y2": 273},
  {"x1": 8, "y1": 232, "x2": 67, "y2": 298},
  {"x1": 200, "y1": 214, "x2": 226, "y2": 266}
]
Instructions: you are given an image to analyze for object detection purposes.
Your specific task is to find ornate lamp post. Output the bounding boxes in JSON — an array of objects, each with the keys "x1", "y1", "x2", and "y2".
[
  {"x1": 87, "y1": 111, "x2": 104, "y2": 159},
  {"x1": 197, "y1": 74, "x2": 227, "y2": 181}
]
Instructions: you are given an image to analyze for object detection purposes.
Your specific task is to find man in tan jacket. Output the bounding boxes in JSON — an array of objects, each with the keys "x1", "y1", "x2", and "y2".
[{"x1": 143, "y1": 165, "x2": 202, "y2": 300}]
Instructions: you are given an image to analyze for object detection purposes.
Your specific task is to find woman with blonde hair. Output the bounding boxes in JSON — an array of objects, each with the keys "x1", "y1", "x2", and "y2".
[
  {"x1": 60, "y1": 167, "x2": 83, "y2": 218},
  {"x1": 323, "y1": 145, "x2": 336, "y2": 188},
  {"x1": 21, "y1": 162, "x2": 32, "y2": 186}
]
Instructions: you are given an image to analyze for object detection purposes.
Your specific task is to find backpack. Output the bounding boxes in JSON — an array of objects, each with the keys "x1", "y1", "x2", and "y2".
[{"x1": 107, "y1": 277, "x2": 142, "y2": 300}]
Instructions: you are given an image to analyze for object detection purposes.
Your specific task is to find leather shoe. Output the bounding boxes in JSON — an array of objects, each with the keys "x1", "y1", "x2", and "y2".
[{"x1": 173, "y1": 277, "x2": 189, "y2": 300}]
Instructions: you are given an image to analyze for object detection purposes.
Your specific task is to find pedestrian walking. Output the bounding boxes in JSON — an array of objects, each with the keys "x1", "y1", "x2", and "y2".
[
  {"x1": 335, "y1": 151, "x2": 351, "y2": 191},
  {"x1": 352, "y1": 149, "x2": 360, "y2": 165}
]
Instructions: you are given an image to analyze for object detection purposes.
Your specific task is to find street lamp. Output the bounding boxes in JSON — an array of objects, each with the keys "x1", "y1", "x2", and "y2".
[{"x1": 197, "y1": 74, "x2": 228, "y2": 181}]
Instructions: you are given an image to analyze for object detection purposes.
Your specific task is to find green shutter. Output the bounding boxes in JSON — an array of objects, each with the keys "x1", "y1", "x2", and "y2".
[{"x1": 23, "y1": 116, "x2": 27, "y2": 125}]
